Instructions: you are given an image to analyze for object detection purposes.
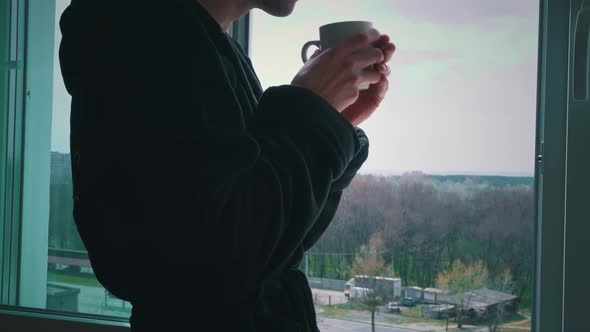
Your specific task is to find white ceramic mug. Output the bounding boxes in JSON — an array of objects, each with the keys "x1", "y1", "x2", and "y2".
[{"x1": 301, "y1": 21, "x2": 375, "y2": 90}]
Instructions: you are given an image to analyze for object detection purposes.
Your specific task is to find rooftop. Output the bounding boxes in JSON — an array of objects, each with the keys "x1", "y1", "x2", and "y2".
[{"x1": 424, "y1": 287, "x2": 447, "y2": 294}]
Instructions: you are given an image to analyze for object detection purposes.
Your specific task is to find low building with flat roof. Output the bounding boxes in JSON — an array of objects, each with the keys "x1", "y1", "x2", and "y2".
[
  {"x1": 403, "y1": 286, "x2": 424, "y2": 301},
  {"x1": 423, "y1": 287, "x2": 448, "y2": 304},
  {"x1": 435, "y1": 288, "x2": 520, "y2": 324}
]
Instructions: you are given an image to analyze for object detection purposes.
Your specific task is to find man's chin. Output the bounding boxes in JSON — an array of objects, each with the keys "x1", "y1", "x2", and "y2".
[{"x1": 258, "y1": 0, "x2": 298, "y2": 17}]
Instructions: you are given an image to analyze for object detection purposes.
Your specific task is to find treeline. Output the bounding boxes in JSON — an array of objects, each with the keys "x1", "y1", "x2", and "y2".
[{"x1": 305, "y1": 172, "x2": 534, "y2": 304}]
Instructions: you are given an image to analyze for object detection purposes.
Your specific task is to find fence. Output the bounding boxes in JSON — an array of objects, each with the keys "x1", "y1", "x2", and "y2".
[
  {"x1": 307, "y1": 277, "x2": 347, "y2": 292},
  {"x1": 311, "y1": 291, "x2": 348, "y2": 306}
]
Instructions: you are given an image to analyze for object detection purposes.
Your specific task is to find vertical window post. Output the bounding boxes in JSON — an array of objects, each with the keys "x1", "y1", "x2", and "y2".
[
  {"x1": 0, "y1": 0, "x2": 25, "y2": 307},
  {"x1": 533, "y1": 0, "x2": 570, "y2": 331},
  {"x1": 18, "y1": 0, "x2": 57, "y2": 309}
]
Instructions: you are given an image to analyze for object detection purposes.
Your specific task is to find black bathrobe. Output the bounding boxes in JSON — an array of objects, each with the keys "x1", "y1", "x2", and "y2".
[{"x1": 59, "y1": 0, "x2": 369, "y2": 330}]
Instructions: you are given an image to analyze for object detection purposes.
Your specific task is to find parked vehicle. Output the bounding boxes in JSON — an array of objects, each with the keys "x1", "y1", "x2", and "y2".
[
  {"x1": 401, "y1": 297, "x2": 416, "y2": 307},
  {"x1": 348, "y1": 287, "x2": 371, "y2": 300},
  {"x1": 344, "y1": 275, "x2": 402, "y2": 301},
  {"x1": 344, "y1": 278, "x2": 353, "y2": 299},
  {"x1": 387, "y1": 302, "x2": 401, "y2": 313}
]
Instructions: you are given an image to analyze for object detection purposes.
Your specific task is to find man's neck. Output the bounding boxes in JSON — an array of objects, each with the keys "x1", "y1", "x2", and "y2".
[{"x1": 197, "y1": 0, "x2": 252, "y2": 32}]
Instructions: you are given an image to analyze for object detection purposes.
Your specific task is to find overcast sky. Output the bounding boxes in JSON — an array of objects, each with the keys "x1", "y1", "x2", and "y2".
[
  {"x1": 250, "y1": 0, "x2": 540, "y2": 176},
  {"x1": 51, "y1": 0, "x2": 540, "y2": 176}
]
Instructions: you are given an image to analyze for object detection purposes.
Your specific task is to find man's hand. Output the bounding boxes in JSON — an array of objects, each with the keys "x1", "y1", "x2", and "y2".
[
  {"x1": 291, "y1": 29, "x2": 385, "y2": 113},
  {"x1": 341, "y1": 35, "x2": 396, "y2": 127}
]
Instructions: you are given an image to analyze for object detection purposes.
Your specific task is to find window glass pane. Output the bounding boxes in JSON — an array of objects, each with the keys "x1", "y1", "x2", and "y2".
[
  {"x1": 0, "y1": 0, "x2": 8, "y2": 184},
  {"x1": 251, "y1": 1, "x2": 538, "y2": 330},
  {"x1": 1, "y1": 0, "x2": 22, "y2": 306},
  {"x1": 17, "y1": 0, "x2": 131, "y2": 318},
  {"x1": 0, "y1": 0, "x2": 9, "y2": 301},
  {"x1": 0, "y1": 0, "x2": 8, "y2": 114}
]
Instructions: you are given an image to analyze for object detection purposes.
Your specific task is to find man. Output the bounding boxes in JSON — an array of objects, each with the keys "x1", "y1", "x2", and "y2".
[{"x1": 59, "y1": 0, "x2": 395, "y2": 330}]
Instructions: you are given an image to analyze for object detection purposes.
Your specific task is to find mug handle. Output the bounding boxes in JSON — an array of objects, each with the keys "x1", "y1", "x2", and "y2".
[{"x1": 301, "y1": 40, "x2": 321, "y2": 63}]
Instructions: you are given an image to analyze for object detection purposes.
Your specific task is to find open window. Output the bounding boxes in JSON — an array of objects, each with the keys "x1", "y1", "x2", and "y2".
[{"x1": 250, "y1": 1, "x2": 539, "y2": 330}]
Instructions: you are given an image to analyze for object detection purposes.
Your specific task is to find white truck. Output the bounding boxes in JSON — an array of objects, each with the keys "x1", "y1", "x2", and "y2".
[{"x1": 344, "y1": 275, "x2": 402, "y2": 301}]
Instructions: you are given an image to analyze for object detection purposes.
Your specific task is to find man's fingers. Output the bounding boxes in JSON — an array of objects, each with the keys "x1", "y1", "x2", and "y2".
[
  {"x1": 367, "y1": 75, "x2": 389, "y2": 102},
  {"x1": 376, "y1": 63, "x2": 391, "y2": 77},
  {"x1": 357, "y1": 69, "x2": 382, "y2": 87},
  {"x1": 350, "y1": 47, "x2": 385, "y2": 72},
  {"x1": 337, "y1": 29, "x2": 382, "y2": 55},
  {"x1": 310, "y1": 49, "x2": 322, "y2": 60},
  {"x1": 372, "y1": 34, "x2": 395, "y2": 64},
  {"x1": 374, "y1": 34, "x2": 390, "y2": 48},
  {"x1": 382, "y1": 42, "x2": 396, "y2": 63}
]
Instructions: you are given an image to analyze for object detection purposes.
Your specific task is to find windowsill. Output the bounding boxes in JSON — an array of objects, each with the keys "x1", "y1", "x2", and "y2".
[{"x1": 0, "y1": 306, "x2": 130, "y2": 332}]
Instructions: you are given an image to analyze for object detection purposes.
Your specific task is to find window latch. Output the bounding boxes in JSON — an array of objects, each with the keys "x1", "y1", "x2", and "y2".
[{"x1": 537, "y1": 141, "x2": 544, "y2": 175}]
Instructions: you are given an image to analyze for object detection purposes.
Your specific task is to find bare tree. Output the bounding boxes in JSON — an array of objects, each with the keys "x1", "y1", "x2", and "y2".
[
  {"x1": 436, "y1": 259, "x2": 489, "y2": 328},
  {"x1": 488, "y1": 269, "x2": 514, "y2": 332},
  {"x1": 349, "y1": 233, "x2": 395, "y2": 331},
  {"x1": 353, "y1": 281, "x2": 388, "y2": 332}
]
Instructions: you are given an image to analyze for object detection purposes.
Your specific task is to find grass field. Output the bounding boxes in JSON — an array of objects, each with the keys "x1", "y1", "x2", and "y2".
[{"x1": 47, "y1": 270, "x2": 103, "y2": 288}]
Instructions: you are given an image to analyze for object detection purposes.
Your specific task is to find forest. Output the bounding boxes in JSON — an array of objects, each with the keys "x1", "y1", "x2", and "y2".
[{"x1": 304, "y1": 171, "x2": 534, "y2": 307}]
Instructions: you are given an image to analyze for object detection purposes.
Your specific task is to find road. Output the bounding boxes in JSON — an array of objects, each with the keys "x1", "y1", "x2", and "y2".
[
  {"x1": 318, "y1": 317, "x2": 418, "y2": 332},
  {"x1": 48, "y1": 281, "x2": 448, "y2": 331}
]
